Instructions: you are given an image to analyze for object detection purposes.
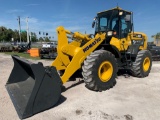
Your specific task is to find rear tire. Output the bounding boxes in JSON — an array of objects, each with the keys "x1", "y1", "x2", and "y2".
[
  {"x1": 82, "y1": 50, "x2": 118, "y2": 91},
  {"x1": 40, "y1": 55, "x2": 44, "y2": 59},
  {"x1": 131, "y1": 50, "x2": 152, "y2": 77}
]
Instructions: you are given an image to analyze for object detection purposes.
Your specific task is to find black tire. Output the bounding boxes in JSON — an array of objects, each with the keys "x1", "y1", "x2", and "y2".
[
  {"x1": 82, "y1": 50, "x2": 118, "y2": 91},
  {"x1": 40, "y1": 55, "x2": 44, "y2": 59},
  {"x1": 131, "y1": 50, "x2": 152, "y2": 77}
]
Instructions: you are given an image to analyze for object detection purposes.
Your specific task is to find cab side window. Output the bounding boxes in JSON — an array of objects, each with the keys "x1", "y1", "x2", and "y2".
[{"x1": 99, "y1": 17, "x2": 107, "y2": 31}]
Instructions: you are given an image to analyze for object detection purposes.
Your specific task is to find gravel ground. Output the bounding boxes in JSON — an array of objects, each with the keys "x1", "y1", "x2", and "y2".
[{"x1": 0, "y1": 53, "x2": 160, "y2": 120}]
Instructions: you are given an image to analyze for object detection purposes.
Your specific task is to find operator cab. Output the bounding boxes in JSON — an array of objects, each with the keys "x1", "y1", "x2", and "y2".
[{"x1": 92, "y1": 7, "x2": 132, "y2": 39}]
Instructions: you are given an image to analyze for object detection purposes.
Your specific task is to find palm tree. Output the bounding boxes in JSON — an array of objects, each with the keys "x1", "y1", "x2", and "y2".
[{"x1": 151, "y1": 33, "x2": 160, "y2": 45}]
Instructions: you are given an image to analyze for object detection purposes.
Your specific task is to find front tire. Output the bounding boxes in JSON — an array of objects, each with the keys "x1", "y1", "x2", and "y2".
[
  {"x1": 131, "y1": 50, "x2": 152, "y2": 77},
  {"x1": 82, "y1": 50, "x2": 118, "y2": 91}
]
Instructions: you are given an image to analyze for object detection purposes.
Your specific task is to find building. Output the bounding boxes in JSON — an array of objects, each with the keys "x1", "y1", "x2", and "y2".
[{"x1": 153, "y1": 39, "x2": 160, "y2": 46}]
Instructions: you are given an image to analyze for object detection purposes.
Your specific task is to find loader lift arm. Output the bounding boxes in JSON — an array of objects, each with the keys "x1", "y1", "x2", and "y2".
[{"x1": 52, "y1": 26, "x2": 106, "y2": 84}]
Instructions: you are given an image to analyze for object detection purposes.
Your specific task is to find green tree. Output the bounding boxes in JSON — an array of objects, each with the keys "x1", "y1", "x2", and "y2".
[
  {"x1": 39, "y1": 37, "x2": 44, "y2": 42},
  {"x1": 152, "y1": 32, "x2": 160, "y2": 39},
  {"x1": 0, "y1": 26, "x2": 21, "y2": 42},
  {"x1": 30, "y1": 32, "x2": 38, "y2": 42},
  {"x1": 0, "y1": 26, "x2": 38, "y2": 42},
  {"x1": 0, "y1": 26, "x2": 8, "y2": 42},
  {"x1": 152, "y1": 32, "x2": 160, "y2": 45},
  {"x1": 21, "y1": 31, "x2": 27, "y2": 42},
  {"x1": 12, "y1": 30, "x2": 20, "y2": 42},
  {"x1": 45, "y1": 37, "x2": 50, "y2": 42},
  {"x1": 5, "y1": 29, "x2": 14, "y2": 41}
]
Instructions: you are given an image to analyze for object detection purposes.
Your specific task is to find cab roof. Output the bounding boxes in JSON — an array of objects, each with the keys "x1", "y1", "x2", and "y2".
[{"x1": 97, "y1": 7, "x2": 132, "y2": 14}]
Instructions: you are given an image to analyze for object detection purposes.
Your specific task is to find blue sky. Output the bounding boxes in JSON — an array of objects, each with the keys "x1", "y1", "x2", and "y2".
[{"x1": 0, "y1": 0, "x2": 160, "y2": 41}]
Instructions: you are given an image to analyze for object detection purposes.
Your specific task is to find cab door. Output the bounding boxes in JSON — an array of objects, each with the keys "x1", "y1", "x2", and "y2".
[{"x1": 119, "y1": 17, "x2": 132, "y2": 51}]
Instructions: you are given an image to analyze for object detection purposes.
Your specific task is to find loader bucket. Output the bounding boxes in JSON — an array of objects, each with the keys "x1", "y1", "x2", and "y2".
[{"x1": 6, "y1": 55, "x2": 61, "y2": 119}]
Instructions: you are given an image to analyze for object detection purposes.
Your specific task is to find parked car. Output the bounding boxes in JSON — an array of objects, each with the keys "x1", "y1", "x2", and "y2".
[
  {"x1": 40, "y1": 42, "x2": 57, "y2": 59},
  {"x1": 42, "y1": 42, "x2": 57, "y2": 48},
  {"x1": 147, "y1": 44, "x2": 160, "y2": 60}
]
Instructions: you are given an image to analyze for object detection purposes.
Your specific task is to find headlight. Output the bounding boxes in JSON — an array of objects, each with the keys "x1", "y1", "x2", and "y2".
[{"x1": 107, "y1": 31, "x2": 113, "y2": 36}]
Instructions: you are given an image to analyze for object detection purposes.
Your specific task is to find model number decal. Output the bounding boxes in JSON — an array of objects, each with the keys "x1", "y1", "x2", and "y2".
[
  {"x1": 133, "y1": 34, "x2": 142, "y2": 38},
  {"x1": 83, "y1": 37, "x2": 101, "y2": 53}
]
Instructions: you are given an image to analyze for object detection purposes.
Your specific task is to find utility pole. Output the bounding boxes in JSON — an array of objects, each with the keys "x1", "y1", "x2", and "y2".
[
  {"x1": 26, "y1": 17, "x2": 29, "y2": 43},
  {"x1": 30, "y1": 32, "x2": 32, "y2": 41},
  {"x1": 17, "y1": 16, "x2": 21, "y2": 43}
]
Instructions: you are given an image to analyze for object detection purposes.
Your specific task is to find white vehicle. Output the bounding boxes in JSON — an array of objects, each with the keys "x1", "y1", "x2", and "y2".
[{"x1": 42, "y1": 42, "x2": 56, "y2": 48}]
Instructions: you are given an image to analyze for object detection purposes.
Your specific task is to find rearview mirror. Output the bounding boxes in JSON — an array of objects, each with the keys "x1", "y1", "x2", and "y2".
[
  {"x1": 92, "y1": 17, "x2": 97, "y2": 28},
  {"x1": 92, "y1": 21, "x2": 95, "y2": 28}
]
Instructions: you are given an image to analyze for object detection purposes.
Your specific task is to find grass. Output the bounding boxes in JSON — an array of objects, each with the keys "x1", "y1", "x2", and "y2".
[{"x1": 4, "y1": 52, "x2": 40, "y2": 60}]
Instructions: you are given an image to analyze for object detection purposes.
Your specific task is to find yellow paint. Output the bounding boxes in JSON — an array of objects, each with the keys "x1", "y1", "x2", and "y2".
[
  {"x1": 51, "y1": 26, "x2": 106, "y2": 84},
  {"x1": 110, "y1": 36, "x2": 131, "y2": 51},
  {"x1": 110, "y1": 32, "x2": 148, "y2": 51},
  {"x1": 143, "y1": 57, "x2": 150, "y2": 72},
  {"x1": 51, "y1": 26, "x2": 148, "y2": 84},
  {"x1": 51, "y1": 26, "x2": 70, "y2": 69},
  {"x1": 110, "y1": 37, "x2": 121, "y2": 50},
  {"x1": 129, "y1": 32, "x2": 148, "y2": 50},
  {"x1": 98, "y1": 61, "x2": 113, "y2": 82}
]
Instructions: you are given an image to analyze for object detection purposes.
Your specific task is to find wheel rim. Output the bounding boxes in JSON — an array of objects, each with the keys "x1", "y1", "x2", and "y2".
[
  {"x1": 143, "y1": 57, "x2": 150, "y2": 72},
  {"x1": 98, "y1": 61, "x2": 113, "y2": 82}
]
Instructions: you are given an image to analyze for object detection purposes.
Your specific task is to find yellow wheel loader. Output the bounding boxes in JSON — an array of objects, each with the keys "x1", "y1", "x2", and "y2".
[{"x1": 5, "y1": 7, "x2": 152, "y2": 119}]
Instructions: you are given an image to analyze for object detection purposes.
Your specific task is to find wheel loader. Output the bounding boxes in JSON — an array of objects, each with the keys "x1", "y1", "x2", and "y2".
[{"x1": 5, "y1": 7, "x2": 152, "y2": 119}]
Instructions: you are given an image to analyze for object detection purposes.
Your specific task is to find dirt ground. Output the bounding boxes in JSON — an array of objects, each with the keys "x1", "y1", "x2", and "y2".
[{"x1": 0, "y1": 53, "x2": 160, "y2": 120}]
